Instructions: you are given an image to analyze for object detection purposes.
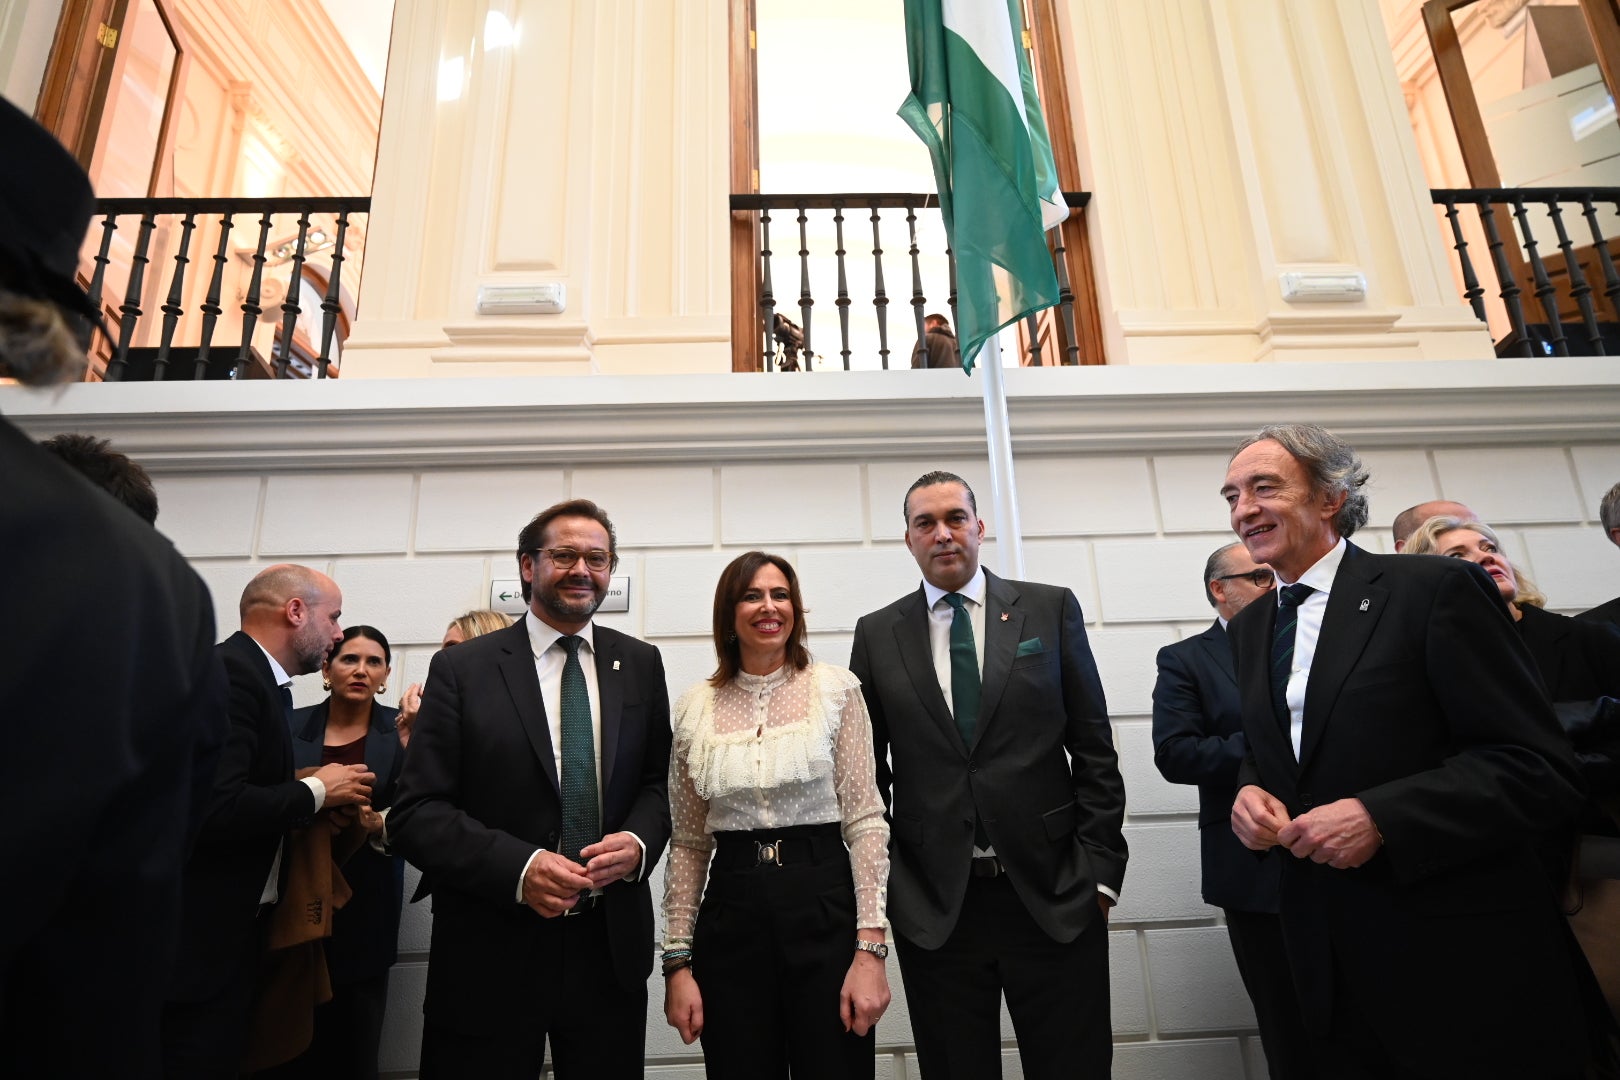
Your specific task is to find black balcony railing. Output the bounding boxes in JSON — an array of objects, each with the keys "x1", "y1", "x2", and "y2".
[
  {"x1": 84, "y1": 196, "x2": 370, "y2": 382},
  {"x1": 731, "y1": 192, "x2": 1091, "y2": 371},
  {"x1": 1431, "y1": 187, "x2": 1620, "y2": 358}
]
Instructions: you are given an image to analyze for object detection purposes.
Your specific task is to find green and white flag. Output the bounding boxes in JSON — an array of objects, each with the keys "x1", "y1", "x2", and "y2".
[{"x1": 899, "y1": 0, "x2": 1068, "y2": 373}]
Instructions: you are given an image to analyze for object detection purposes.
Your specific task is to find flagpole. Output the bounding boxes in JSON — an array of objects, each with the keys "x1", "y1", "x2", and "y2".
[{"x1": 978, "y1": 333, "x2": 1025, "y2": 579}]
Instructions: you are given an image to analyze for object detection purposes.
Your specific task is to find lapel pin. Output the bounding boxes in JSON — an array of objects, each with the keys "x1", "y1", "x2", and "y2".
[
  {"x1": 1359, "y1": 599, "x2": 1370, "y2": 612},
  {"x1": 613, "y1": 660, "x2": 621, "y2": 670},
  {"x1": 1000, "y1": 613, "x2": 1009, "y2": 622}
]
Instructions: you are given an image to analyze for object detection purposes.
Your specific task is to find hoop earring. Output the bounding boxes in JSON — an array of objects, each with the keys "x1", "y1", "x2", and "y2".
[{"x1": 725, "y1": 632, "x2": 737, "y2": 644}]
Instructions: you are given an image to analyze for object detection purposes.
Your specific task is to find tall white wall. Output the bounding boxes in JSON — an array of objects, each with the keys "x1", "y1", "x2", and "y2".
[{"x1": 6, "y1": 361, "x2": 1620, "y2": 1078}]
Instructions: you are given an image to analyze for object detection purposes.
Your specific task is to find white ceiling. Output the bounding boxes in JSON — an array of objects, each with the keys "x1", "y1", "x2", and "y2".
[{"x1": 319, "y1": 0, "x2": 394, "y2": 95}]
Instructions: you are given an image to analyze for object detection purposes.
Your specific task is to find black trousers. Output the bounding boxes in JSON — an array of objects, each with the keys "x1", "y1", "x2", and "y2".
[
  {"x1": 418, "y1": 901, "x2": 645, "y2": 1080},
  {"x1": 894, "y1": 873, "x2": 1110, "y2": 1080},
  {"x1": 1224, "y1": 908, "x2": 1313, "y2": 1080},
  {"x1": 693, "y1": 823, "x2": 875, "y2": 1080},
  {"x1": 161, "y1": 916, "x2": 262, "y2": 1079}
]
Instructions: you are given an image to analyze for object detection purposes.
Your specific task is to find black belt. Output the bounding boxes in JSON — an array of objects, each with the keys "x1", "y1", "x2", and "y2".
[
  {"x1": 562, "y1": 892, "x2": 601, "y2": 917},
  {"x1": 712, "y1": 823, "x2": 845, "y2": 870}
]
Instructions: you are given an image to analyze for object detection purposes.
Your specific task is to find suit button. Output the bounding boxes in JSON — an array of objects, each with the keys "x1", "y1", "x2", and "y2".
[
  {"x1": 1299, "y1": 793, "x2": 1313, "y2": 808},
  {"x1": 967, "y1": 760, "x2": 978, "y2": 773}
]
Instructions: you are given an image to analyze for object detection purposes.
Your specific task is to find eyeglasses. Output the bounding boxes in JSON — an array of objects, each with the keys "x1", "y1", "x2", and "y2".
[
  {"x1": 1214, "y1": 569, "x2": 1275, "y2": 588},
  {"x1": 538, "y1": 547, "x2": 613, "y2": 571}
]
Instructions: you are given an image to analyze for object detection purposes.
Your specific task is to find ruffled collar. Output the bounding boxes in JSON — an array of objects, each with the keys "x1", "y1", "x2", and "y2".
[{"x1": 734, "y1": 663, "x2": 793, "y2": 693}]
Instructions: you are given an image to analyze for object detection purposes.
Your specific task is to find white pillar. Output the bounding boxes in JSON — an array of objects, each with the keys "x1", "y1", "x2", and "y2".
[
  {"x1": 1057, "y1": 0, "x2": 1494, "y2": 365},
  {"x1": 344, "y1": 0, "x2": 732, "y2": 378}
]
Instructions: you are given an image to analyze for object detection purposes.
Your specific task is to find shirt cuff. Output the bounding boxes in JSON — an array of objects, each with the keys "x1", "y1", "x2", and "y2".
[
  {"x1": 301, "y1": 775, "x2": 326, "y2": 813},
  {"x1": 622, "y1": 832, "x2": 647, "y2": 882},
  {"x1": 517, "y1": 848, "x2": 543, "y2": 903},
  {"x1": 369, "y1": 806, "x2": 391, "y2": 855},
  {"x1": 1097, "y1": 884, "x2": 1119, "y2": 903}
]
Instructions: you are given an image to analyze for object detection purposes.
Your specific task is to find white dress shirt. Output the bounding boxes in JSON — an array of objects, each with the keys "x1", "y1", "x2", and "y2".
[
  {"x1": 1276, "y1": 537, "x2": 1348, "y2": 760},
  {"x1": 252, "y1": 641, "x2": 326, "y2": 905},
  {"x1": 514, "y1": 610, "x2": 644, "y2": 900}
]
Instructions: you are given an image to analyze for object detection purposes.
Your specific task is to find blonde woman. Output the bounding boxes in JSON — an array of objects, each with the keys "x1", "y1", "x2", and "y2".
[
  {"x1": 395, "y1": 609, "x2": 513, "y2": 744},
  {"x1": 1403, "y1": 517, "x2": 1620, "y2": 703}
]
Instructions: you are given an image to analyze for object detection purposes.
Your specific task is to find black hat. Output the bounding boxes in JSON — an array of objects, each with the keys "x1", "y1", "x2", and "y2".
[{"x1": 0, "y1": 96, "x2": 101, "y2": 322}]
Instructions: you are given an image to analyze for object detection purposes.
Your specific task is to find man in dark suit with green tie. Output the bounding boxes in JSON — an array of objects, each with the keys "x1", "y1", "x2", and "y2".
[
  {"x1": 390, "y1": 500, "x2": 672, "y2": 1079},
  {"x1": 849, "y1": 471, "x2": 1126, "y2": 1079}
]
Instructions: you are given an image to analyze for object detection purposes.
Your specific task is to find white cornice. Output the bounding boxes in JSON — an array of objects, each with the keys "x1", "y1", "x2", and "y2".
[{"x1": 4, "y1": 360, "x2": 1618, "y2": 472}]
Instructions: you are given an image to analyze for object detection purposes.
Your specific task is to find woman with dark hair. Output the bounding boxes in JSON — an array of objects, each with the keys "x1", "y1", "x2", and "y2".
[
  {"x1": 662, "y1": 551, "x2": 891, "y2": 1078},
  {"x1": 273, "y1": 625, "x2": 407, "y2": 1079}
]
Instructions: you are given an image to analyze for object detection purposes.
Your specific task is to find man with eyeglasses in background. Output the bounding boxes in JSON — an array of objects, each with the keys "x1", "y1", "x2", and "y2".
[
  {"x1": 391, "y1": 499, "x2": 672, "y2": 1079},
  {"x1": 1151, "y1": 543, "x2": 1311, "y2": 1079}
]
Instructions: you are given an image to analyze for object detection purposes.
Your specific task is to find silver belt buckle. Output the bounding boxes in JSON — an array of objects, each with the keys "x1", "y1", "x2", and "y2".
[{"x1": 754, "y1": 839, "x2": 783, "y2": 867}]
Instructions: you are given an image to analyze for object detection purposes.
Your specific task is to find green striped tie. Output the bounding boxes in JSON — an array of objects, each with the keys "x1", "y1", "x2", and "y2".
[
  {"x1": 943, "y1": 593, "x2": 980, "y2": 749},
  {"x1": 557, "y1": 636, "x2": 600, "y2": 864}
]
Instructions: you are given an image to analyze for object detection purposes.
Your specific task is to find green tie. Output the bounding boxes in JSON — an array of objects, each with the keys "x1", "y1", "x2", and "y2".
[
  {"x1": 558, "y1": 636, "x2": 600, "y2": 864},
  {"x1": 943, "y1": 593, "x2": 980, "y2": 749}
]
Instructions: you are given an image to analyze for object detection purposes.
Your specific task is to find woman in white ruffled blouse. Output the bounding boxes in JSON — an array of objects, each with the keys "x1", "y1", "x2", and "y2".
[{"x1": 662, "y1": 551, "x2": 891, "y2": 1078}]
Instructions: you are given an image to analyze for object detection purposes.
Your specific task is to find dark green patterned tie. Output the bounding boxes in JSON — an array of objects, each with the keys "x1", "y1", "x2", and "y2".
[
  {"x1": 943, "y1": 594, "x2": 980, "y2": 749},
  {"x1": 558, "y1": 636, "x2": 600, "y2": 864}
]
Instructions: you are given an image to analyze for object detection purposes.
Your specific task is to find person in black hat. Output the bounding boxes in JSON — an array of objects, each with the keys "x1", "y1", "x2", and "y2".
[{"x1": 0, "y1": 97, "x2": 228, "y2": 1077}]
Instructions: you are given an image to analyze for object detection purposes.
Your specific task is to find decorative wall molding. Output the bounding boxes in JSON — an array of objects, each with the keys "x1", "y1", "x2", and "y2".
[
  {"x1": 6, "y1": 360, "x2": 1618, "y2": 473},
  {"x1": 1482, "y1": 0, "x2": 1530, "y2": 29}
]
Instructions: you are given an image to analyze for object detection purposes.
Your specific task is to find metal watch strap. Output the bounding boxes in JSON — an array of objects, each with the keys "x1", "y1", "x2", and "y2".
[{"x1": 854, "y1": 939, "x2": 889, "y2": 960}]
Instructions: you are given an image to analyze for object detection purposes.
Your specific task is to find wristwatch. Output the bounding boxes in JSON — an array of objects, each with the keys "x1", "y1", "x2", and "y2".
[{"x1": 854, "y1": 939, "x2": 890, "y2": 960}]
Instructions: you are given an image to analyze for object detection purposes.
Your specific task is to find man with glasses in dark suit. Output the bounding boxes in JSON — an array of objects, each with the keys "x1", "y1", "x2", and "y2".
[
  {"x1": 1153, "y1": 542, "x2": 1310, "y2": 1079},
  {"x1": 391, "y1": 499, "x2": 672, "y2": 1079}
]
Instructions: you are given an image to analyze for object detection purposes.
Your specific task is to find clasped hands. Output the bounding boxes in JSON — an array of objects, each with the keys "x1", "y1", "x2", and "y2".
[
  {"x1": 1231, "y1": 785, "x2": 1382, "y2": 870},
  {"x1": 521, "y1": 833, "x2": 642, "y2": 917}
]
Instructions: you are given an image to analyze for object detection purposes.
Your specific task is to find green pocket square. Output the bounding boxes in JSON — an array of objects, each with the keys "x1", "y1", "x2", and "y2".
[{"x1": 1015, "y1": 637, "x2": 1044, "y2": 657}]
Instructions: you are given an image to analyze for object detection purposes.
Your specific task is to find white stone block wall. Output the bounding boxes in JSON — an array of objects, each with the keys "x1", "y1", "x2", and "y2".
[
  {"x1": 11, "y1": 363, "x2": 1620, "y2": 1078},
  {"x1": 142, "y1": 447, "x2": 1620, "y2": 1078}
]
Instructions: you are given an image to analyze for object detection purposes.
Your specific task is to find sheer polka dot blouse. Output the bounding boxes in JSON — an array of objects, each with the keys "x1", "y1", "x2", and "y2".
[{"x1": 661, "y1": 662, "x2": 889, "y2": 949}]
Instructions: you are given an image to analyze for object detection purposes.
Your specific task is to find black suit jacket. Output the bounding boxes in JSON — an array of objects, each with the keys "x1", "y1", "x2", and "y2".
[
  {"x1": 1518, "y1": 602, "x2": 1620, "y2": 702},
  {"x1": 1231, "y1": 543, "x2": 1586, "y2": 1075},
  {"x1": 290, "y1": 700, "x2": 405, "y2": 983},
  {"x1": 389, "y1": 619, "x2": 672, "y2": 1034},
  {"x1": 1578, "y1": 594, "x2": 1620, "y2": 631},
  {"x1": 850, "y1": 570, "x2": 1127, "y2": 949},
  {"x1": 1151, "y1": 620, "x2": 1279, "y2": 913},
  {"x1": 0, "y1": 416, "x2": 225, "y2": 1075},
  {"x1": 171, "y1": 630, "x2": 319, "y2": 1000}
]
